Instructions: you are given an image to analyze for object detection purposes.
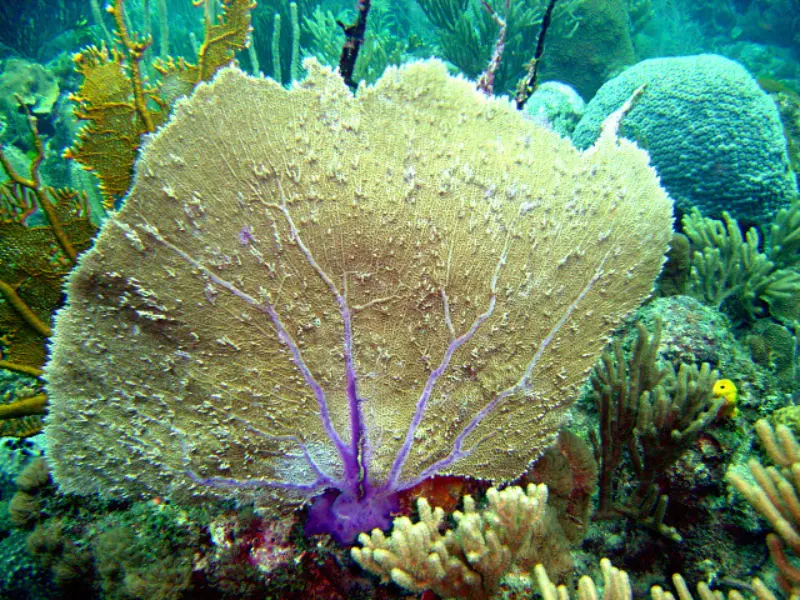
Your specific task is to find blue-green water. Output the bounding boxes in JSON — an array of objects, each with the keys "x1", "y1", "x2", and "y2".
[{"x1": 0, "y1": 0, "x2": 799, "y2": 598}]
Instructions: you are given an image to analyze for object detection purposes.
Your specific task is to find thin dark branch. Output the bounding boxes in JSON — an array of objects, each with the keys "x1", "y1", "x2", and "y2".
[
  {"x1": 337, "y1": 0, "x2": 371, "y2": 90},
  {"x1": 515, "y1": 0, "x2": 558, "y2": 110},
  {"x1": 475, "y1": 0, "x2": 507, "y2": 96}
]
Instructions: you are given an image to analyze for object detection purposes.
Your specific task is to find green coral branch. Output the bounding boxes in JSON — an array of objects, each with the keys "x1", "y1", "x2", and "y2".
[
  {"x1": 302, "y1": 2, "x2": 407, "y2": 85},
  {"x1": 683, "y1": 209, "x2": 800, "y2": 321},
  {"x1": 633, "y1": 362, "x2": 722, "y2": 488},
  {"x1": 590, "y1": 321, "x2": 721, "y2": 540},
  {"x1": 768, "y1": 199, "x2": 800, "y2": 270},
  {"x1": 418, "y1": 0, "x2": 470, "y2": 30}
]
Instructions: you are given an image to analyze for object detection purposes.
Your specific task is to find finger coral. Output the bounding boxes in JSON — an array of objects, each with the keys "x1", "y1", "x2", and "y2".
[
  {"x1": 352, "y1": 483, "x2": 559, "y2": 600},
  {"x1": 44, "y1": 59, "x2": 672, "y2": 543},
  {"x1": 728, "y1": 420, "x2": 800, "y2": 598}
]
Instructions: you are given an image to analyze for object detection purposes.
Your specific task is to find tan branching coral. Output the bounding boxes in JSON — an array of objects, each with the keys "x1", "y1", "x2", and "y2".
[
  {"x1": 352, "y1": 483, "x2": 554, "y2": 599},
  {"x1": 536, "y1": 558, "x2": 632, "y2": 600},
  {"x1": 537, "y1": 561, "x2": 776, "y2": 600},
  {"x1": 651, "y1": 573, "x2": 777, "y2": 600},
  {"x1": 728, "y1": 420, "x2": 800, "y2": 597},
  {"x1": 44, "y1": 59, "x2": 672, "y2": 540}
]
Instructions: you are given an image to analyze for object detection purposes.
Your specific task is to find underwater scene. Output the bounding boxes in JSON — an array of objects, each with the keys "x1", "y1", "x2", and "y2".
[{"x1": 0, "y1": 0, "x2": 800, "y2": 598}]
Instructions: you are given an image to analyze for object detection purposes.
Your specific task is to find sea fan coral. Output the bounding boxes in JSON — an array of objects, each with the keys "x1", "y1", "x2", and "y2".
[{"x1": 44, "y1": 60, "x2": 672, "y2": 543}]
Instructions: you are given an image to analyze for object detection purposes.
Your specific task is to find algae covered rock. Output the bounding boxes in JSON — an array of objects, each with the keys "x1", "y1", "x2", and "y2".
[
  {"x1": 0, "y1": 58, "x2": 59, "y2": 149},
  {"x1": 44, "y1": 59, "x2": 672, "y2": 542},
  {"x1": 0, "y1": 58, "x2": 59, "y2": 116}
]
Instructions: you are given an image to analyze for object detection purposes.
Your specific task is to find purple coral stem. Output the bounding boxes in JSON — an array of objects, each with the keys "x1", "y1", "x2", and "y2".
[
  {"x1": 234, "y1": 418, "x2": 343, "y2": 487},
  {"x1": 400, "y1": 257, "x2": 608, "y2": 489},
  {"x1": 381, "y1": 292, "x2": 497, "y2": 492},
  {"x1": 178, "y1": 431, "x2": 334, "y2": 494},
  {"x1": 270, "y1": 187, "x2": 367, "y2": 490},
  {"x1": 143, "y1": 222, "x2": 352, "y2": 478}
]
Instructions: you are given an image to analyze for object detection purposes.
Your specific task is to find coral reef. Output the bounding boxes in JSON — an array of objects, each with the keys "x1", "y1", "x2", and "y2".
[
  {"x1": 44, "y1": 59, "x2": 672, "y2": 544},
  {"x1": 572, "y1": 54, "x2": 797, "y2": 225},
  {"x1": 0, "y1": 0, "x2": 798, "y2": 597}
]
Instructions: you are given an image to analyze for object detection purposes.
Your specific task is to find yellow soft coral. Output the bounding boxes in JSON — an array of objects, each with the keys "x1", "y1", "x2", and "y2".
[
  {"x1": 712, "y1": 378, "x2": 738, "y2": 418},
  {"x1": 66, "y1": 0, "x2": 254, "y2": 208},
  {"x1": 0, "y1": 105, "x2": 95, "y2": 438}
]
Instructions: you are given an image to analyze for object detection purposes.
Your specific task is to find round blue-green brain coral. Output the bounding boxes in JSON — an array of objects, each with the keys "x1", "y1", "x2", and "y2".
[
  {"x1": 524, "y1": 81, "x2": 585, "y2": 139},
  {"x1": 572, "y1": 54, "x2": 797, "y2": 225}
]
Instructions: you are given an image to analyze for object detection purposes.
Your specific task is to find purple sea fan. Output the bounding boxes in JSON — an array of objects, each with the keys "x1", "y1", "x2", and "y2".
[{"x1": 43, "y1": 60, "x2": 672, "y2": 543}]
